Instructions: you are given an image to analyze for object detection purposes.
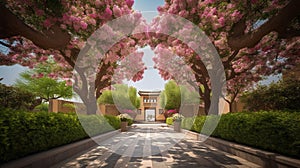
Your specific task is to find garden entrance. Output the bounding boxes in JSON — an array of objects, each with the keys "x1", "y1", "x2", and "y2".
[
  {"x1": 135, "y1": 91, "x2": 165, "y2": 122},
  {"x1": 145, "y1": 109, "x2": 155, "y2": 121}
]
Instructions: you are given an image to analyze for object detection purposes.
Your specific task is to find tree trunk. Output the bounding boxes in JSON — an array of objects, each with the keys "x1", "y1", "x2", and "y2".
[
  {"x1": 229, "y1": 101, "x2": 233, "y2": 113},
  {"x1": 203, "y1": 92, "x2": 211, "y2": 115},
  {"x1": 29, "y1": 98, "x2": 43, "y2": 111},
  {"x1": 80, "y1": 95, "x2": 98, "y2": 115},
  {"x1": 75, "y1": 81, "x2": 98, "y2": 115},
  {"x1": 85, "y1": 86, "x2": 98, "y2": 115},
  {"x1": 86, "y1": 99, "x2": 98, "y2": 115},
  {"x1": 224, "y1": 98, "x2": 233, "y2": 113}
]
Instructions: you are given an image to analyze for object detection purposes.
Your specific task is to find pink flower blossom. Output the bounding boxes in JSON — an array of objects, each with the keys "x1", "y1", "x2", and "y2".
[
  {"x1": 36, "y1": 9, "x2": 44, "y2": 16},
  {"x1": 218, "y1": 17, "x2": 225, "y2": 27},
  {"x1": 113, "y1": 5, "x2": 122, "y2": 17},
  {"x1": 39, "y1": 56, "x2": 48, "y2": 61},
  {"x1": 73, "y1": 24, "x2": 80, "y2": 31},
  {"x1": 204, "y1": 0, "x2": 215, "y2": 4},
  {"x1": 43, "y1": 19, "x2": 52, "y2": 28},
  {"x1": 60, "y1": 24, "x2": 67, "y2": 29},
  {"x1": 104, "y1": 7, "x2": 112, "y2": 18},
  {"x1": 38, "y1": 73, "x2": 44, "y2": 78},
  {"x1": 95, "y1": 0, "x2": 102, "y2": 8},
  {"x1": 157, "y1": 6, "x2": 164, "y2": 12},
  {"x1": 80, "y1": 21, "x2": 88, "y2": 30},
  {"x1": 48, "y1": 73, "x2": 56, "y2": 78},
  {"x1": 66, "y1": 80, "x2": 72, "y2": 86},
  {"x1": 89, "y1": 13, "x2": 97, "y2": 19},
  {"x1": 126, "y1": 0, "x2": 134, "y2": 8},
  {"x1": 231, "y1": 10, "x2": 241, "y2": 18}
]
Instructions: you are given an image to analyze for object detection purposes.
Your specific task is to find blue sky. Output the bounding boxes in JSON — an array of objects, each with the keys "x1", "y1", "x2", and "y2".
[
  {"x1": 133, "y1": 0, "x2": 165, "y2": 11},
  {"x1": 126, "y1": 0, "x2": 167, "y2": 91}
]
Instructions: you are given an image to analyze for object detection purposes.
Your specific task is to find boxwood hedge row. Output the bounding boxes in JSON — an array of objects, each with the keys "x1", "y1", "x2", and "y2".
[
  {"x1": 0, "y1": 108, "x2": 121, "y2": 163},
  {"x1": 181, "y1": 111, "x2": 300, "y2": 158}
]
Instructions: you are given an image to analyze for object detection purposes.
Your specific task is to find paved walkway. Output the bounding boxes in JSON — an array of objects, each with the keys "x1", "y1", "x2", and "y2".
[{"x1": 53, "y1": 124, "x2": 261, "y2": 168}]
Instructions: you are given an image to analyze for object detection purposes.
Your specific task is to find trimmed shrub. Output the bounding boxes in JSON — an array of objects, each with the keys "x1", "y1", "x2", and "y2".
[
  {"x1": 181, "y1": 111, "x2": 300, "y2": 158},
  {"x1": 127, "y1": 118, "x2": 134, "y2": 126},
  {"x1": 33, "y1": 103, "x2": 49, "y2": 112},
  {"x1": 78, "y1": 115, "x2": 115, "y2": 137},
  {"x1": 0, "y1": 108, "x2": 120, "y2": 163},
  {"x1": 62, "y1": 103, "x2": 76, "y2": 112},
  {"x1": 104, "y1": 115, "x2": 121, "y2": 129},
  {"x1": 242, "y1": 79, "x2": 300, "y2": 111},
  {"x1": 166, "y1": 117, "x2": 173, "y2": 125},
  {"x1": 0, "y1": 83, "x2": 39, "y2": 110}
]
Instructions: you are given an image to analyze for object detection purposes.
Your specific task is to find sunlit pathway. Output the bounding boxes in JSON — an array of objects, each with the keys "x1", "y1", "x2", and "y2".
[{"x1": 53, "y1": 124, "x2": 261, "y2": 168}]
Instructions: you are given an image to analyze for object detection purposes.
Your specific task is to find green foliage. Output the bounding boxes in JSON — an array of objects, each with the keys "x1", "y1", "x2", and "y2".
[
  {"x1": 160, "y1": 80, "x2": 200, "y2": 110},
  {"x1": 0, "y1": 108, "x2": 86, "y2": 163},
  {"x1": 62, "y1": 103, "x2": 75, "y2": 112},
  {"x1": 33, "y1": 103, "x2": 49, "y2": 112},
  {"x1": 181, "y1": 117, "x2": 196, "y2": 131},
  {"x1": 98, "y1": 90, "x2": 114, "y2": 104},
  {"x1": 181, "y1": 111, "x2": 300, "y2": 158},
  {"x1": 0, "y1": 83, "x2": 39, "y2": 110},
  {"x1": 180, "y1": 86, "x2": 200, "y2": 105},
  {"x1": 14, "y1": 65, "x2": 73, "y2": 102},
  {"x1": 128, "y1": 87, "x2": 140, "y2": 109},
  {"x1": 160, "y1": 80, "x2": 181, "y2": 110},
  {"x1": 0, "y1": 108, "x2": 121, "y2": 163},
  {"x1": 104, "y1": 115, "x2": 121, "y2": 129},
  {"x1": 98, "y1": 84, "x2": 140, "y2": 110},
  {"x1": 242, "y1": 79, "x2": 300, "y2": 111},
  {"x1": 78, "y1": 114, "x2": 115, "y2": 137},
  {"x1": 127, "y1": 118, "x2": 134, "y2": 126},
  {"x1": 166, "y1": 117, "x2": 173, "y2": 125}
]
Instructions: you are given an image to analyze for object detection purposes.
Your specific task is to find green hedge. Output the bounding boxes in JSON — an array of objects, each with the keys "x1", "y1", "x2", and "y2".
[
  {"x1": 127, "y1": 118, "x2": 134, "y2": 126},
  {"x1": 181, "y1": 111, "x2": 300, "y2": 158},
  {"x1": 166, "y1": 117, "x2": 173, "y2": 125},
  {"x1": 104, "y1": 115, "x2": 121, "y2": 129},
  {"x1": 78, "y1": 114, "x2": 116, "y2": 137},
  {"x1": 0, "y1": 108, "x2": 121, "y2": 163},
  {"x1": 33, "y1": 103, "x2": 49, "y2": 112}
]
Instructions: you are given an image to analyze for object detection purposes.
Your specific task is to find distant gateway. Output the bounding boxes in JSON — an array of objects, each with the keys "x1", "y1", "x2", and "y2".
[{"x1": 135, "y1": 91, "x2": 165, "y2": 122}]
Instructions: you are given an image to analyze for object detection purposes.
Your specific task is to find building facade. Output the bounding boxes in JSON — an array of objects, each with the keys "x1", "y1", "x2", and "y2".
[{"x1": 135, "y1": 91, "x2": 165, "y2": 121}]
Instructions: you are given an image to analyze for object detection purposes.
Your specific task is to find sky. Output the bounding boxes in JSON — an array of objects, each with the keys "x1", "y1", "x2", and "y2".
[
  {"x1": 0, "y1": 0, "x2": 280, "y2": 91},
  {"x1": 127, "y1": 0, "x2": 167, "y2": 91}
]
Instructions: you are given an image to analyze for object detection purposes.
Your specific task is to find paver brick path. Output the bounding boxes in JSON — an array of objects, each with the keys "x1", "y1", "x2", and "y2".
[{"x1": 54, "y1": 124, "x2": 260, "y2": 168}]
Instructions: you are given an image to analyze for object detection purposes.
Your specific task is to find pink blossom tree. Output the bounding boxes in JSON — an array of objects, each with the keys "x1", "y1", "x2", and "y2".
[
  {"x1": 0, "y1": 0, "x2": 146, "y2": 114},
  {"x1": 1, "y1": 0, "x2": 299, "y2": 114},
  {"x1": 152, "y1": 0, "x2": 300, "y2": 113}
]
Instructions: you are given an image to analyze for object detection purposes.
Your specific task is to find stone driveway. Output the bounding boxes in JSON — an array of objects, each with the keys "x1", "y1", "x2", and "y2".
[{"x1": 53, "y1": 124, "x2": 261, "y2": 168}]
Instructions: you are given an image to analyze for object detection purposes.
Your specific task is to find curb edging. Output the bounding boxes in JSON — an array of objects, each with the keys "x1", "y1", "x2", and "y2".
[{"x1": 182, "y1": 129, "x2": 300, "y2": 168}]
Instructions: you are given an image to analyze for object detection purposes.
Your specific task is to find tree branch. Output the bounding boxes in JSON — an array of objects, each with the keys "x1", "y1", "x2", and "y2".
[
  {"x1": 228, "y1": 0, "x2": 300, "y2": 50},
  {"x1": 0, "y1": 5, "x2": 71, "y2": 50},
  {"x1": 222, "y1": 50, "x2": 239, "y2": 69},
  {"x1": 59, "y1": 50, "x2": 75, "y2": 68}
]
